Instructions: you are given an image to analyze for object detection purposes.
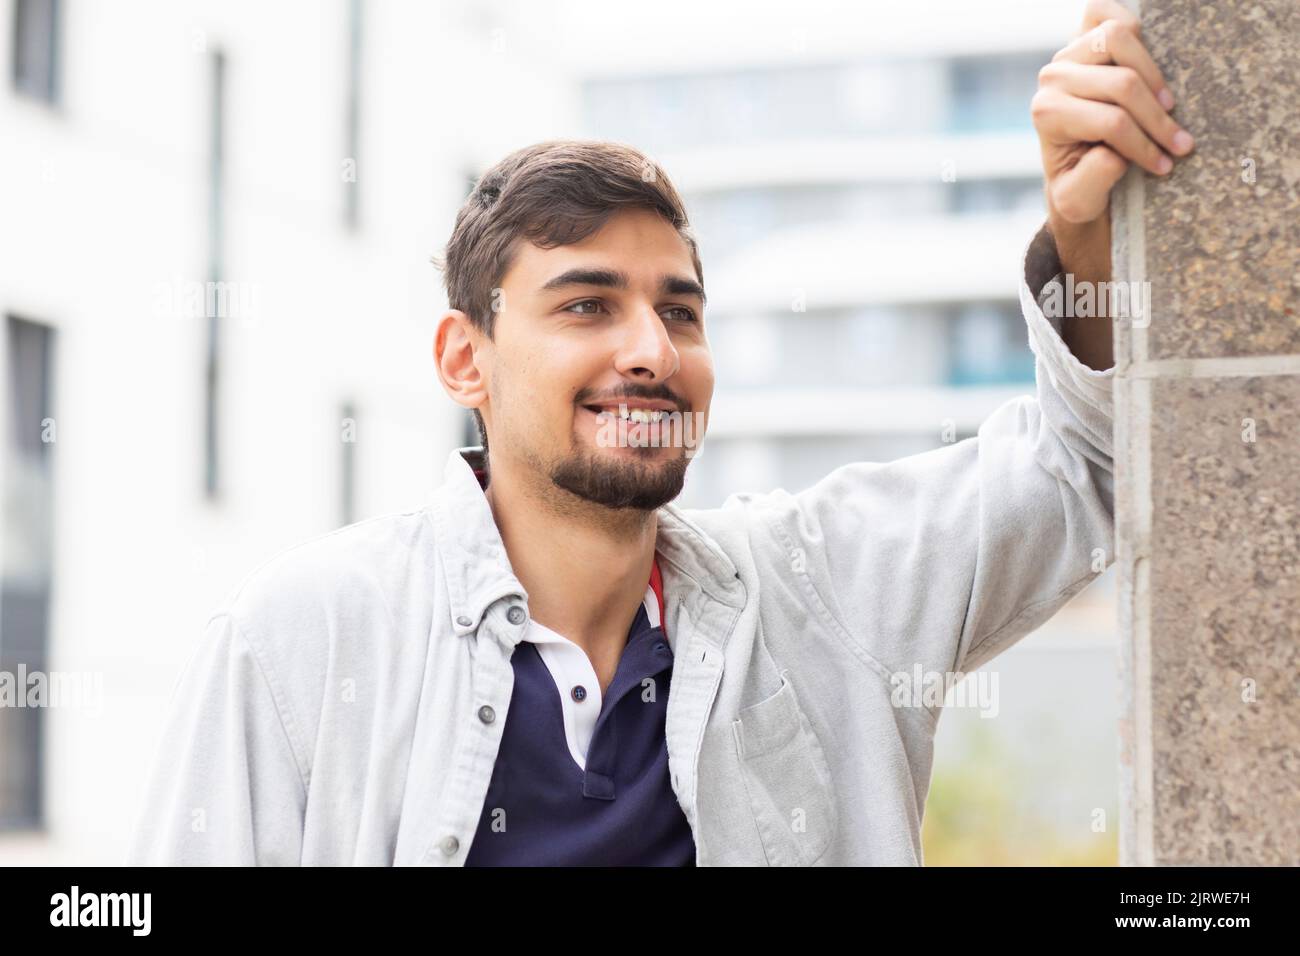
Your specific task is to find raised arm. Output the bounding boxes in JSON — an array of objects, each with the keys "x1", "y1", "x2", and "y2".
[
  {"x1": 1033, "y1": 0, "x2": 1194, "y2": 369},
  {"x1": 745, "y1": 227, "x2": 1115, "y2": 680},
  {"x1": 738, "y1": 0, "x2": 1193, "y2": 680}
]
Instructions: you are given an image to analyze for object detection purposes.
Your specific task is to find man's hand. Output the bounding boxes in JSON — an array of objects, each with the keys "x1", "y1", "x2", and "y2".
[{"x1": 1030, "y1": 0, "x2": 1195, "y2": 369}]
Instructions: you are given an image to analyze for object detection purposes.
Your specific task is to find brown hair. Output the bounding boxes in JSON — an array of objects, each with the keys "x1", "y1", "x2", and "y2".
[{"x1": 432, "y1": 139, "x2": 703, "y2": 451}]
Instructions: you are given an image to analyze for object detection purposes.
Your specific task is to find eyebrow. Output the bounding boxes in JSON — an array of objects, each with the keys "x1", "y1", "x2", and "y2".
[{"x1": 537, "y1": 267, "x2": 707, "y2": 306}]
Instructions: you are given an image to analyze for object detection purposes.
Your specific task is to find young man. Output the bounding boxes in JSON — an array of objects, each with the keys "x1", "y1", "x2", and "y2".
[{"x1": 128, "y1": 1, "x2": 1194, "y2": 865}]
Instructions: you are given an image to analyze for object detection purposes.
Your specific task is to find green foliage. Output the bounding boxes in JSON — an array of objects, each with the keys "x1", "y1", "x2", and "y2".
[{"x1": 921, "y1": 719, "x2": 1118, "y2": 866}]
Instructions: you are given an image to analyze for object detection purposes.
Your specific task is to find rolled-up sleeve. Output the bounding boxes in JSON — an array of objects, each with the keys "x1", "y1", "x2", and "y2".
[
  {"x1": 744, "y1": 223, "x2": 1116, "y2": 681},
  {"x1": 126, "y1": 611, "x2": 309, "y2": 865}
]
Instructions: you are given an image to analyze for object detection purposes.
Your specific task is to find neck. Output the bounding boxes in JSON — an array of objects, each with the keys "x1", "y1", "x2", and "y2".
[{"x1": 484, "y1": 455, "x2": 657, "y2": 656}]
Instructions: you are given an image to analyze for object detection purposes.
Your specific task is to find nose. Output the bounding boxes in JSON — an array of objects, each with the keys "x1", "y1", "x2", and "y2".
[{"x1": 614, "y1": 304, "x2": 680, "y2": 382}]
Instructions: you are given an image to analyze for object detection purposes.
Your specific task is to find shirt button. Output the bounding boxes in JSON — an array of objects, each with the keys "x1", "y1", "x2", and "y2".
[
  {"x1": 440, "y1": 835, "x2": 459, "y2": 856},
  {"x1": 507, "y1": 605, "x2": 526, "y2": 626},
  {"x1": 477, "y1": 704, "x2": 496, "y2": 724},
  {"x1": 456, "y1": 615, "x2": 472, "y2": 627},
  {"x1": 571, "y1": 685, "x2": 587, "y2": 702}
]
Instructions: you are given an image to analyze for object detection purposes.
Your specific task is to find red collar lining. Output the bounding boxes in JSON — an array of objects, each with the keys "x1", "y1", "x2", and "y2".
[{"x1": 649, "y1": 556, "x2": 666, "y2": 638}]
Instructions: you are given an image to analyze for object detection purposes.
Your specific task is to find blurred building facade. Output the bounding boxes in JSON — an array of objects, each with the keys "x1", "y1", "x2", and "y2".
[
  {"x1": 0, "y1": 0, "x2": 527, "y2": 863},
  {"x1": 1, "y1": 0, "x2": 1117, "y2": 865}
]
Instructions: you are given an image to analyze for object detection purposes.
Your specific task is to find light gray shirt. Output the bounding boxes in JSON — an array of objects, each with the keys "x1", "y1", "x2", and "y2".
[{"x1": 126, "y1": 224, "x2": 1115, "y2": 865}]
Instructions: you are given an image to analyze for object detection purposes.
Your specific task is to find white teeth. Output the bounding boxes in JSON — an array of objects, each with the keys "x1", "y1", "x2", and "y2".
[{"x1": 593, "y1": 406, "x2": 666, "y2": 423}]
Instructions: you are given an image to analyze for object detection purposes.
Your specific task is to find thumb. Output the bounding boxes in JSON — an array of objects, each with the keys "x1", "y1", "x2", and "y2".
[{"x1": 1049, "y1": 144, "x2": 1129, "y2": 224}]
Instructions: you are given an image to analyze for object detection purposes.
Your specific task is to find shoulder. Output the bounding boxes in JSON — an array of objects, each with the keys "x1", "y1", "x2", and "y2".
[
  {"x1": 220, "y1": 506, "x2": 439, "y2": 651},
  {"x1": 206, "y1": 507, "x2": 442, "y2": 760}
]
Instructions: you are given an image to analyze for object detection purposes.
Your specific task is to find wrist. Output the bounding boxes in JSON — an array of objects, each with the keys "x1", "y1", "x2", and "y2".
[{"x1": 1046, "y1": 208, "x2": 1112, "y2": 286}]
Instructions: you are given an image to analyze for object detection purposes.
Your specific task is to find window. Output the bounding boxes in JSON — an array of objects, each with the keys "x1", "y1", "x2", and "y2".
[
  {"x1": 204, "y1": 50, "x2": 226, "y2": 498},
  {"x1": 340, "y1": 401, "x2": 357, "y2": 526},
  {"x1": 948, "y1": 52, "x2": 1051, "y2": 133},
  {"x1": 948, "y1": 302, "x2": 1035, "y2": 386},
  {"x1": 12, "y1": 0, "x2": 59, "y2": 104},
  {"x1": 951, "y1": 178, "x2": 1045, "y2": 217},
  {"x1": 343, "y1": 0, "x2": 363, "y2": 229},
  {"x1": 0, "y1": 316, "x2": 56, "y2": 830}
]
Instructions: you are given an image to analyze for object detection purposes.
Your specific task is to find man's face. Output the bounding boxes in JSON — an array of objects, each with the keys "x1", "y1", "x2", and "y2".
[{"x1": 481, "y1": 207, "x2": 713, "y2": 511}]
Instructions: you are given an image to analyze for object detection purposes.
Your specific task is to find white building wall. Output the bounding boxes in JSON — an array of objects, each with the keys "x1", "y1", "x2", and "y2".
[{"x1": 0, "y1": 0, "x2": 567, "y2": 864}]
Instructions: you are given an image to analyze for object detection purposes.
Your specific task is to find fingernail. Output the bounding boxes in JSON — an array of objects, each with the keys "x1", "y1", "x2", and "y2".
[
  {"x1": 1158, "y1": 87, "x2": 1175, "y2": 110},
  {"x1": 1157, "y1": 154, "x2": 1174, "y2": 175},
  {"x1": 1172, "y1": 129, "x2": 1195, "y2": 155}
]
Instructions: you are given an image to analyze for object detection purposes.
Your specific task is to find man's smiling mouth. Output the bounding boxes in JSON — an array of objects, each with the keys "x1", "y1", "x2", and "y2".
[{"x1": 580, "y1": 402, "x2": 676, "y2": 424}]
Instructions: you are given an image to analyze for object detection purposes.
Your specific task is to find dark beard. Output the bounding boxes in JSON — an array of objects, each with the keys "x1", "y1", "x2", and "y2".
[{"x1": 549, "y1": 448, "x2": 689, "y2": 511}]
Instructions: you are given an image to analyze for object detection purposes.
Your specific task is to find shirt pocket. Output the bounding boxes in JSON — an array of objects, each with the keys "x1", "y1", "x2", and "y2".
[{"x1": 731, "y1": 669, "x2": 839, "y2": 865}]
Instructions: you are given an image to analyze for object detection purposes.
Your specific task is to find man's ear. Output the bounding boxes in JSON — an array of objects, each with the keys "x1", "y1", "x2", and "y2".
[{"x1": 435, "y1": 309, "x2": 489, "y2": 414}]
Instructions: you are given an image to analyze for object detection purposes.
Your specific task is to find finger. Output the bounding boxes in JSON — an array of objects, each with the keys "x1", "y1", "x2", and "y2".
[
  {"x1": 1035, "y1": 88, "x2": 1171, "y2": 176},
  {"x1": 1039, "y1": 60, "x2": 1193, "y2": 158},
  {"x1": 1049, "y1": 144, "x2": 1128, "y2": 223},
  {"x1": 1081, "y1": 0, "x2": 1140, "y2": 34},
  {"x1": 1053, "y1": 18, "x2": 1173, "y2": 109}
]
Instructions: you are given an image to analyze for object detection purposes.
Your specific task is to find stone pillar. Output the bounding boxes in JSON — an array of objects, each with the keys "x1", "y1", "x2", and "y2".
[{"x1": 1112, "y1": 0, "x2": 1300, "y2": 865}]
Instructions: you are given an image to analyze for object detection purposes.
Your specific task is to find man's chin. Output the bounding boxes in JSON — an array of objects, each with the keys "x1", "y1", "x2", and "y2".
[{"x1": 549, "y1": 450, "x2": 689, "y2": 511}]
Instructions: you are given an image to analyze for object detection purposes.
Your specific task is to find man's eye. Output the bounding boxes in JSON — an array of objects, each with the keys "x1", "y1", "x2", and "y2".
[
  {"x1": 664, "y1": 306, "x2": 698, "y2": 323},
  {"x1": 565, "y1": 299, "x2": 606, "y2": 315}
]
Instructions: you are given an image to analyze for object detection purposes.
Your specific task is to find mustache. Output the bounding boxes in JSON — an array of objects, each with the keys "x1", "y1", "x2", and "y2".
[{"x1": 575, "y1": 385, "x2": 688, "y2": 412}]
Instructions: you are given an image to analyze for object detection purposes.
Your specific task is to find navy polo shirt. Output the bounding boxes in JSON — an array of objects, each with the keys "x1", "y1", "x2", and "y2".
[{"x1": 464, "y1": 559, "x2": 696, "y2": 866}]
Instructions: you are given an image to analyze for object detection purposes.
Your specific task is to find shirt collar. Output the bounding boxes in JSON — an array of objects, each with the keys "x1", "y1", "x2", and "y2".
[{"x1": 522, "y1": 580, "x2": 662, "y2": 647}]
